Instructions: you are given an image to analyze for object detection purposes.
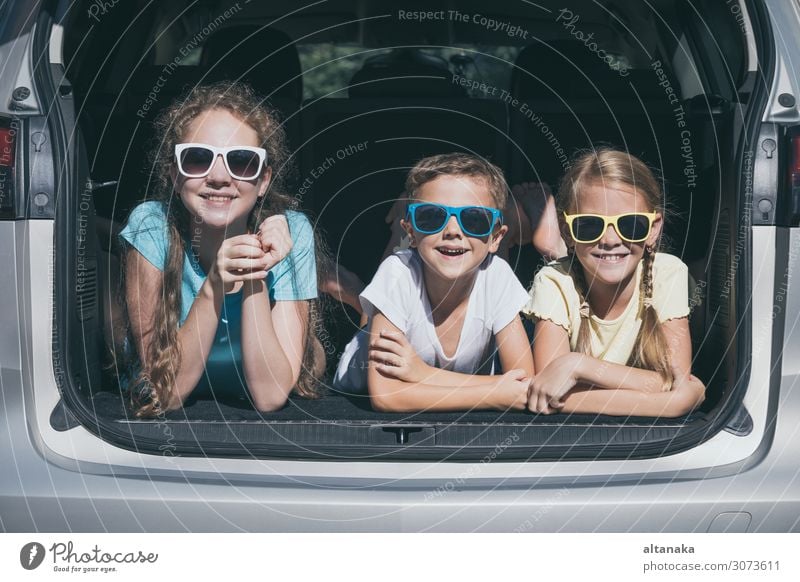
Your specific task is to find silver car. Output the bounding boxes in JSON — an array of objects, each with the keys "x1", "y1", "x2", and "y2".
[{"x1": 1, "y1": 0, "x2": 799, "y2": 532}]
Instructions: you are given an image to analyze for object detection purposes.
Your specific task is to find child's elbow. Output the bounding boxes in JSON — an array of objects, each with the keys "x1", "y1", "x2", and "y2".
[
  {"x1": 246, "y1": 368, "x2": 298, "y2": 412},
  {"x1": 249, "y1": 384, "x2": 291, "y2": 412},
  {"x1": 370, "y1": 395, "x2": 395, "y2": 413},
  {"x1": 252, "y1": 395, "x2": 289, "y2": 413},
  {"x1": 368, "y1": 378, "x2": 406, "y2": 413},
  {"x1": 163, "y1": 397, "x2": 183, "y2": 413},
  {"x1": 162, "y1": 383, "x2": 190, "y2": 413},
  {"x1": 665, "y1": 384, "x2": 705, "y2": 418},
  {"x1": 369, "y1": 387, "x2": 400, "y2": 412}
]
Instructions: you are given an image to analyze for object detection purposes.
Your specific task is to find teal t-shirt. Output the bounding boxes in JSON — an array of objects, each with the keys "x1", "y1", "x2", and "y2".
[{"x1": 120, "y1": 201, "x2": 317, "y2": 400}]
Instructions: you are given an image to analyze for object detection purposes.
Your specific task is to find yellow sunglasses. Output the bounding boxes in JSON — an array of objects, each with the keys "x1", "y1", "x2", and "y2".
[{"x1": 563, "y1": 212, "x2": 657, "y2": 244}]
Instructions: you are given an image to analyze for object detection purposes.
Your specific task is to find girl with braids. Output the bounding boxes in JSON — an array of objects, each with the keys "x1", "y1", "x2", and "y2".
[
  {"x1": 120, "y1": 82, "x2": 323, "y2": 416},
  {"x1": 523, "y1": 148, "x2": 705, "y2": 417}
]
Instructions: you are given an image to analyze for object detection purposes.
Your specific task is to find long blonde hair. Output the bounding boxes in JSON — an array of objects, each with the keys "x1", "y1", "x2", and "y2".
[
  {"x1": 125, "y1": 82, "x2": 325, "y2": 416},
  {"x1": 557, "y1": 148, "x2": 673, "y2": 391}
]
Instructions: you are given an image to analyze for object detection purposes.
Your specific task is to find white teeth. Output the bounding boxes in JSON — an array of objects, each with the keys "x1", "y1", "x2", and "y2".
[
  {"x1": 438, "y1": 248, "x2": 466, "y2": 256},
  {"x1": 597, "y1": 254, "x2": 627, "y2": 262},
  {"x1": 205, "y1": 195, "x2": 233, "y2": 202}
]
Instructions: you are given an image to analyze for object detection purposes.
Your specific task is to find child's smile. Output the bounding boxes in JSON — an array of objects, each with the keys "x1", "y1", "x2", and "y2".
[
  {"x1": 200, "y1": 191, "x2": 239, "y2": 204},
  {"x1": 589, "y1": 248, "x2": 633, "y2": 272},
  {"x1": 435, "y1": 243, "x2": 470, "y2": 259},
  {"x1": 591, "y1": 251, "x2": 631, "y2": 263}
]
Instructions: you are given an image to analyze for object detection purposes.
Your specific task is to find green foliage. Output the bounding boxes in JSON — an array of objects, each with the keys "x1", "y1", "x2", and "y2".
[
  {"x1": 298, "y1": 44, "x2": 521, "y2": 100},
  {"x1": 298, "y1": 45, "x2": 382, "y2": 99}
]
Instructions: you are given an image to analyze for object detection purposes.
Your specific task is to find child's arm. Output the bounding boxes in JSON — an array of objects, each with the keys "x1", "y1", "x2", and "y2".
[
  {"x1": 530, "y1": 318, "x2": 705, "y2": 415},
  {"x1": 241, "y1": 283, "x2": 308, "y2": 411},
  {"x1": 240, "y1": 216, "x2": 308, "y2": 411},
  {"x1": 554, "y1": 368, "x2": 705, "y2": 418},
  {"x1": 367, "y1": 313, "x2": 529, "y2": 412},
  {"x1": 320, "y1": 263, "x2": 365, "y2": 313},
  {"x1": 126, "y1": 248, "x2": 225, "y2": 410},
  {"x1": 496, "y1": 316, "x2": 536, "y2": 377},
  {"x1": 369, "y1": 314, "x2": 534, "y2": 386}
]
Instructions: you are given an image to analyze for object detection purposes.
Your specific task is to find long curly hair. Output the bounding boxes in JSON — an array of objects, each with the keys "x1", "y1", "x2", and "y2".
[
  {"x1": 125, "y1": 81, "x2": 325, "y2": 417},
  {"x1": 557, "y1": 148, "x2": 673, "y2": 391}
]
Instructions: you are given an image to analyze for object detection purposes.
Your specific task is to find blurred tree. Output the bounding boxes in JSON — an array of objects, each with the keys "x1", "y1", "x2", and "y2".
[{"x1": 298, "y1": 44, "x2": 520, "y2": 100}]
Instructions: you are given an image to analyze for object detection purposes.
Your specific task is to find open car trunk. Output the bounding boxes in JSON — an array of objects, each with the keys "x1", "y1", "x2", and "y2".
[
  {"x1": 84, "y1": 391, "x2": 710, "y2": 460},
  {"x1": 50, "y1": 0, "x2": 769, "y2": 461}
]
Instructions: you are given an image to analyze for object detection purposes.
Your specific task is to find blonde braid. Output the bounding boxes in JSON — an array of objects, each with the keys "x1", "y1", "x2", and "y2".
[
  {"x1": 568, "y1": 252, "x2": 594, "y2": 357},
  {"x1": 640, "y1": 244, "x2": 656, "y2": 312},
  {"x1": 629, "y1": 245, "x2": 673, "y2": 391}
]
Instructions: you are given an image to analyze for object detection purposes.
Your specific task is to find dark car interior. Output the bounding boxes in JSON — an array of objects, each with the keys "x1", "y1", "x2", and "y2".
[{"x1": 59, "y1": 0, "x2": 754, "y2": 458}]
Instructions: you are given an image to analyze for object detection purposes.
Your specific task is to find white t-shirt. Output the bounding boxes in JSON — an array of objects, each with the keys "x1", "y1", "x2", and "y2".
[{"x1": 333, "y1": 250, "x2": 530, "y2": 392}]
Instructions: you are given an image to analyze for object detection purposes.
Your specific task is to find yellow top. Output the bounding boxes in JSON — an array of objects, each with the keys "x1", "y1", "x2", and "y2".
[{"x1": 522, "y1": 252, "x2": 690, "y2": 364}]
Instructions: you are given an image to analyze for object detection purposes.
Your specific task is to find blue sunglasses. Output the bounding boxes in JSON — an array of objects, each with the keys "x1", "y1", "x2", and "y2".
[{"x1": 406, "y1": 203, "x2": 503, "y2": 238}]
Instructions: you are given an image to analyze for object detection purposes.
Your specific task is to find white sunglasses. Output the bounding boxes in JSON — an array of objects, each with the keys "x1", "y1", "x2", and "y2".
[{"x1": 175, "y1": 143, "x2": 267, "y2": 181}]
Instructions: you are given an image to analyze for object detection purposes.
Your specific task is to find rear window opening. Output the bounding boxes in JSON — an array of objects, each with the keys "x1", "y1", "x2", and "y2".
[
  {"x1": 295, "y1": 45, "x2": 523, "y2": 100},
  {"x1": 53, "y1": 0, "x2": 759, "y2": 460}
]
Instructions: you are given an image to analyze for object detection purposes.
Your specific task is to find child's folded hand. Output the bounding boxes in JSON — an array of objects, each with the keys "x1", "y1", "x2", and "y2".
[
  {"x1": 368, "y1": 329, "x2": 428, "y2": 383},
  {"x1": 527, "y1": 353, "x2": 580, "y2": 414},
  {"x1": 256, "y1": 215, "x2": 293, "y2": 271},
  {"x1": 210, "y1": 234, "x2": 269, "y2": 293}
]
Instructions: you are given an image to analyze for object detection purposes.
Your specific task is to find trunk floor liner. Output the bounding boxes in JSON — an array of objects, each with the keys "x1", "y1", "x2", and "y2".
[{"x1": 89, "y1": 390, "x2": 700, "y2": 426}]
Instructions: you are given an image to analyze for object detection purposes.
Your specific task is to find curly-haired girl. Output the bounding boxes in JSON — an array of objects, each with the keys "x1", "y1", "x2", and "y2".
[{"x1": 120, "y1": 82, "x2": 322, "y2": 416}]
